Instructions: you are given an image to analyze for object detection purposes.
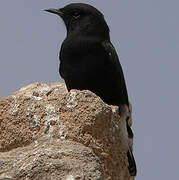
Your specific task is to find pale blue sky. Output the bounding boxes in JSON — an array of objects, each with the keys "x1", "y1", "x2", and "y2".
[{"x1": 0, "y1": 1, "x2": 179, "y2": 179}]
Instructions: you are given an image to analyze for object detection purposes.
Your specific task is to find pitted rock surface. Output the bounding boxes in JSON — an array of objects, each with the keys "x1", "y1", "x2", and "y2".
[{"x1": 0, "y1": 82, "x2": 134, "y2": 180}]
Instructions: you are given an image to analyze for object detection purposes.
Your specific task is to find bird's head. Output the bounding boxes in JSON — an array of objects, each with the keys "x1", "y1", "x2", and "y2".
[{"x1": 45, "y1": 3, "x2": 110, "y2": 39}]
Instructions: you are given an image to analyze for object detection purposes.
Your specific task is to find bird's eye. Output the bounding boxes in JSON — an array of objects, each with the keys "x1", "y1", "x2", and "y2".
[{"x1": 72, "y1": 11, "x2": 80, "y2": 18}]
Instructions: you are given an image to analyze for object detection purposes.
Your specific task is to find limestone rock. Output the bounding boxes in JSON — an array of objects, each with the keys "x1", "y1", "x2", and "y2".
[{"x1": 0, "y1": 82, "x2": 134, "y2": 180}]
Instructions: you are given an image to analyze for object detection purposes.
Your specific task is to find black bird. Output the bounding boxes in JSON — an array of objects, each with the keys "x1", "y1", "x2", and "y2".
[{"x1": 45, "y1": 3, "x2": 137, "y2": 176}]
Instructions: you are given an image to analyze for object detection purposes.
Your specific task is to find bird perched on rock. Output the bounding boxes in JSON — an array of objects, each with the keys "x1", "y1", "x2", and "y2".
[{"x1": 45, "y1": 3, "x2": 136, "y2": 176}]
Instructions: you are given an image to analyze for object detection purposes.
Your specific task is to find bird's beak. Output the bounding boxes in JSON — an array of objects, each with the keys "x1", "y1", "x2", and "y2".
[{"x1": 44, "y1": 8, "x2": 64, "y2": 17}]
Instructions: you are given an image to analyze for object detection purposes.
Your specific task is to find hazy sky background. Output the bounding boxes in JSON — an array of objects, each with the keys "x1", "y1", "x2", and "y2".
[{"x1": 0, "y1": 0, "x2": 179, "y2": 179}]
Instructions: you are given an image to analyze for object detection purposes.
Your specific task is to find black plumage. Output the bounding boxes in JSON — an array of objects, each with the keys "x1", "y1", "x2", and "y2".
[{"x1": 45, "y1": 3, "x2": 136, "y2": 176}]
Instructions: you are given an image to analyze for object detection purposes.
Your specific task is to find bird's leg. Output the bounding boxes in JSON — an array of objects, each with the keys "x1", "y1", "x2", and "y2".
[
  {"x1": 126, "y1": 116, "x2": 134, "y2": 139},
  {"x1": 119, "y1": 104, "x2": 134, "y2": 138}
]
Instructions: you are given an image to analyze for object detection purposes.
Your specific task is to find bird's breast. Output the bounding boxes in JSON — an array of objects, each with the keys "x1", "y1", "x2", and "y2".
[{"x1": 60, "y1": 37, "x2": 105, "y2": 77}]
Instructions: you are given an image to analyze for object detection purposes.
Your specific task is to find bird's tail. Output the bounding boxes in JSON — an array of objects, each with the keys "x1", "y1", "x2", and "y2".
[
  {"x1": 120, "y1": 104, "x2": 137, "y2": 176},
  {"x1": 127, "y1": 148, "x2": 137, "y2": 176}
]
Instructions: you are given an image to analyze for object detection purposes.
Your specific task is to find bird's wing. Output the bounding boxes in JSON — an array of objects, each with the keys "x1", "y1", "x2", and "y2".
[
  {"x1": 101, "y1": 41, "x2": 129, "y2": 106},
  {"x1": 102, "y1": 41, "x2": 122, "y2": 70}
]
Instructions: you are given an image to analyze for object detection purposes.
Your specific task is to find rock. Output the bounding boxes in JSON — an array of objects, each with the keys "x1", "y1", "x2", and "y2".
[{"x1": 0, "y1": 82, "x2": 134, "y2": 180}]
